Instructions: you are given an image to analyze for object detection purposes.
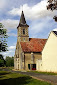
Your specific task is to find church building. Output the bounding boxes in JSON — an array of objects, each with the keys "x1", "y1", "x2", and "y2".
[{"x1": 14, "y1": 11, "x2": 47, "y2": 70}]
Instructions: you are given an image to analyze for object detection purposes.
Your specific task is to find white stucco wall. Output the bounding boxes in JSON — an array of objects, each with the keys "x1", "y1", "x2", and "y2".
[
  {"x1": 36, "y1": 59, "x2": 42, "y2": 71},
  {"x1": 41, "y1": 32, "x2": 57, "y2": 72}
]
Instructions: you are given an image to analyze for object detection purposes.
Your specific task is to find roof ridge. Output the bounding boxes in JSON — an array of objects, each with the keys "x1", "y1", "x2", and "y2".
[
  {"x1": 52, "y1": 31, "x2": 57, "y2": 36},
  {"x1": 29, "y1": 38, "x2": 47, "y2": 40}
]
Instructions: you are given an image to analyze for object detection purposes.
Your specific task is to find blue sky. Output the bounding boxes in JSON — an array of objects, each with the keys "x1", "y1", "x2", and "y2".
[{"x1": 0, "y1": 0, "x2": 57, "y2": 58}]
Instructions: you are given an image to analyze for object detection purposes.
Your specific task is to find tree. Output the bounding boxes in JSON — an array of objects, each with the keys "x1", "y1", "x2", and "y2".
[
  {"x1": 0, "y1": 23, "x2": 8, "y2": 52},
  {"x1": 0, "y1": 54, "x2": 6, "y2": 67},
  {"x1": 5, "y1": 56, "x2": 14, "y2": 67},
  {"x1": 47, "y1": 0, "x2": 57, "y2": 22}
]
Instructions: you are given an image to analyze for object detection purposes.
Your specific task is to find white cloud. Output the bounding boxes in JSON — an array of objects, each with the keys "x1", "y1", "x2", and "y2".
[
  {"x1": 0, "y1": 19, "x2": 19, "y2": 31},
  {"x1": 29, "y1": 17, "x2": 57, "y2": 38},
  {"x1": 1, "y1": 45, "x2": 16, "y2": 58},
  {"x1": 53, "y1": 28, "x2": 57, "y2": 31},
  {"x1": 0, "y1": 0, "x2": 6, "y2": 9},
  {"x1": 7, "y1": 33, "x2": 17, "y2": 37},
  {"x1": 1, "y1": 50, "x2": 15, "y2": 58},
  {"x1": 8, "y1": 0, "x2": 56, "y2": 20},
  {"x1": 9, "y1": 46, "x2": 16, "y2": 50}
]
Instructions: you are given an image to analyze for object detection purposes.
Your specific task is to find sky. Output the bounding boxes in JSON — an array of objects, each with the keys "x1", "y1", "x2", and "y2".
[{"x1": 0, "y1": 0, "x2": 57, "y2": 58}]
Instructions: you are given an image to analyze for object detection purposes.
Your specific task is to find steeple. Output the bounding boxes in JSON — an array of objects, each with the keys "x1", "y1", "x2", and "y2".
[
  {"x1": 17, "y1": 10, "x2": 29, "y2": 42},
  {"x1": 20, "y1": 11, "x2": 26, "y2": 24},
  {"x1": 17, "y1": 11, "x2": 29, "y2": 28}
]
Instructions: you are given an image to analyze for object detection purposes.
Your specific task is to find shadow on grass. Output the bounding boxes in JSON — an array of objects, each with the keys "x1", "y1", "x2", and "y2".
[
  {"x1": 0, "y1": 76, "x2": 32, "y2": 85},
  {"x1": 0, "y1": 75, "x2": 5, "y2": 78},
  {"x1": 0, "y1": 68, "x2": 3, "y2": 71},
  {"x1": 0, "y1": 72, "x2": 11, "y2": 75}
]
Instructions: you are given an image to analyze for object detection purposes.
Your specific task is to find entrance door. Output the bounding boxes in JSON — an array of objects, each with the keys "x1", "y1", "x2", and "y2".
[
  {"x1": 28, "y1": 64, "x2": 30, "y2": 70},
  {"x1": 28, "y1": 64, "x2": 36, "y2": 70},
  {"x1": 32, "y1": 64, "x2": 36, "y2": 70}
]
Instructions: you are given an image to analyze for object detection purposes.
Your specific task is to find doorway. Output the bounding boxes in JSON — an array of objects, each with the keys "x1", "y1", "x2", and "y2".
[{"x1": 28, "y1": 64, "x2": 36, "y2": 70}]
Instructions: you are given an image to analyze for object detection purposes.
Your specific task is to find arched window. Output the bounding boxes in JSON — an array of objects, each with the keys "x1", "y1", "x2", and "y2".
[
  {"x1": 31, "y1": 53, "x2": 34, "y2": 61},
  {"x1": 23, "y1": 29, "x2": 25, "y2": 34}
]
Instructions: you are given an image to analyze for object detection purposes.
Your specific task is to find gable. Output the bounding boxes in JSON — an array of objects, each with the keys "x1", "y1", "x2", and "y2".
[{"x1": 42, "y1": 31, "x2": 57, "y2": 53}]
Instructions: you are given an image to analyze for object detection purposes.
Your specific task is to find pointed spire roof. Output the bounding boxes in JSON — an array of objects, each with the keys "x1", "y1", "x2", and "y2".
[
  {"x1": 19, "y1": 11, "x2": 26, "y2": 24},
  {"x1": 17, "y1": 11, "x2": 29, "y2": 28}
]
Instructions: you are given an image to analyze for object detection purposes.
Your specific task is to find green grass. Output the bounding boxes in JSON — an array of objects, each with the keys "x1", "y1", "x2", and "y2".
[
  {"x1": 29, "y1": 71, "x2": 57, "y2": 75},
  {"x1": 0, "y1": 71, "x2": 52, "y2": 85}
]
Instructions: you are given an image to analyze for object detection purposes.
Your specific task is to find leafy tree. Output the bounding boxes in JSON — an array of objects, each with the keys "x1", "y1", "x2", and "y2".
[
  {"x1": 5, "y1": 56, "x2": 14, "y2": 67},
  {"x1": 47, "y1": 0, "x2": 57, "y2": 22},
  {"x1": 0, "y1": 23, "x2": 8, "y2": 52},
  {"x1": 0, "y1": 54, "x2": 5, "y2": 67},
  {"x1": 0, "y1": 59, "x2": 4, "y2": 67},
  {"x1": 11, "y1": 56, "x2": 14, "y2": 66}
]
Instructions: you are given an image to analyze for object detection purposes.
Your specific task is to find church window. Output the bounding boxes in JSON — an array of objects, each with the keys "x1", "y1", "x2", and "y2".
[
  {"x1": 23, "y1": 29, "x2": 25, "y2": 34},
  {"x1": 18, "y1": 64, "x2": 19, "y2": 69},
  {"x1": 31, "y1": 53, "x2": 34, "y2": 61},
  {"x1": 22, "y1": 56, "x2": 24, "y2": 62}
]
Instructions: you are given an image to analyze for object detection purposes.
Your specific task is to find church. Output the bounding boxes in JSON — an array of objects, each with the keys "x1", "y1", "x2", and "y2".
[
  {"x1": 14, "y1": 10, "x2": 57, "y2": 72},
  {"x1": 14, "y1": 11, "x2": 47, "y2": 70}
]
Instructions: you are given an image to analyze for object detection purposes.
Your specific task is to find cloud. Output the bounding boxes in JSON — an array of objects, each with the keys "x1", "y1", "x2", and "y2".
[
  {"x1": 0, "y1": 19, "x2": 19, "y2": 31},
  {"x1": 7, "y1": 33, "x2": 17, "y2": 37},
  {"x1": 1, "y1": 45, "x2": 16, "y2": 58},
  {"x1": 8, "y1": 0, "x2": 56, "y2": 20},
  {"x1": 1, "y1": 50, "x2": 15, "y2": 58},
  {"x1": 53, "y1": 28, "x2": 57, "y2": 31},
  {"x1": 9, "y1": 45, "x2": 16, "y2": 50},
  {"x1": 29, "y1": 17, "x2": 57, "y2": 38},
  {"x1": 0, "y1": 0, "x2": 6, "y2": 9}
]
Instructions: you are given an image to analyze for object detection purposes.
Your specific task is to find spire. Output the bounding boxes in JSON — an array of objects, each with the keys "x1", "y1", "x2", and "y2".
[
  {"x1": 19, "y1": 11, "x2": 26, "y2": 24},
  {"x1": 17, "y1": 11, "x2": 29, "y2": 28}
]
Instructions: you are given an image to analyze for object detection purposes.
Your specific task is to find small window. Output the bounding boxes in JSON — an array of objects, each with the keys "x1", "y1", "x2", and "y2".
[
  {"x1": 23, "y1": 38, "x2": 25, "y2": 41},
  {"x1": 23, "y1": 29, "x2": 25, "y2": 34},
  {"x1": 31, "y1": 53, "x2": 34, "y2": 61},
  {"x1": 22, "y1": 56, "x2": 24, "y2": 62}
]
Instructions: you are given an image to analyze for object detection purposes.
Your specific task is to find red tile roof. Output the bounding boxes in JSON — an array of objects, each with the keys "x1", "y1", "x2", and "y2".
[{"x1": 20, "y1": 38, "x2": 47, "y2": 52}]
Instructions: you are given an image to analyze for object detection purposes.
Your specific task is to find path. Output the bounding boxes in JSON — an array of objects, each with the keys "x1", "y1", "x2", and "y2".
[
  {"x1": 0, "y1": 68, "x2": 57, "y2": 85},
  {"x1": 13, "y1": 71, "x2": 57, "y2": 85}
]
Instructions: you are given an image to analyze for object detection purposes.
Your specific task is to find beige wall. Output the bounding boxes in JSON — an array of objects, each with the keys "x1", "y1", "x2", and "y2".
[
  {"x1": 25, "y1": 53, "x2": 31, "y2": 70},
  {"x1": 24, "y1": 53, "x2": 42, "y2": 70},
  {"x1": 14, "y1": 41, "x2": 23, "y2": 70},
  {"x1": 18, "y1": 27, "x2": 29, "y2": 37},
  {"x1": 41, "y1": 32, "x2": 57, "y2": 72},
  {"x1": 19, "y1": 37, "x2": 29, "y2": 42},
  {"x1": 34, "y1": 53, "x2": 42, "y2": 63},
  {"x1": 17, "y1": 26, "x2": 29, "y2": 42},
  {"x1": 14, "y1": 25, "x2": 29, "y2": 70},
  {"x1": 14, "y1": 42, "x2": 42, "y2": 71}
]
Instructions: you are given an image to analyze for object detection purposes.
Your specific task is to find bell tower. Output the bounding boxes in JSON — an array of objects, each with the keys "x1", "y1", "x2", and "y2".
[
  {"x1": 17, "y1": 11, "x2": 29, "y2": 42},
  {"x1": 14, "y1": 11, "x2": 29, "y2": 70}
]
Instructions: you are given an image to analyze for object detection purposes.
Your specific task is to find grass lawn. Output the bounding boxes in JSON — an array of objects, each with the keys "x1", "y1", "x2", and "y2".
[
  {"x1": 0, "y1": 67, "x2": 14, "y2": 70},
  {"x1": 0, "y1": 71, "x2": 52, "y2": 85},
  {"x1": 29, "y1": 71, "x2": 57, "y2": 75}
]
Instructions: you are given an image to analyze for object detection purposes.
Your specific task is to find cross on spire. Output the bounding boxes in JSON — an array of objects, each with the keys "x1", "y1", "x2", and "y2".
[{"x1": 22, "y1": 5, "x2": 23, "y2": 11}]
